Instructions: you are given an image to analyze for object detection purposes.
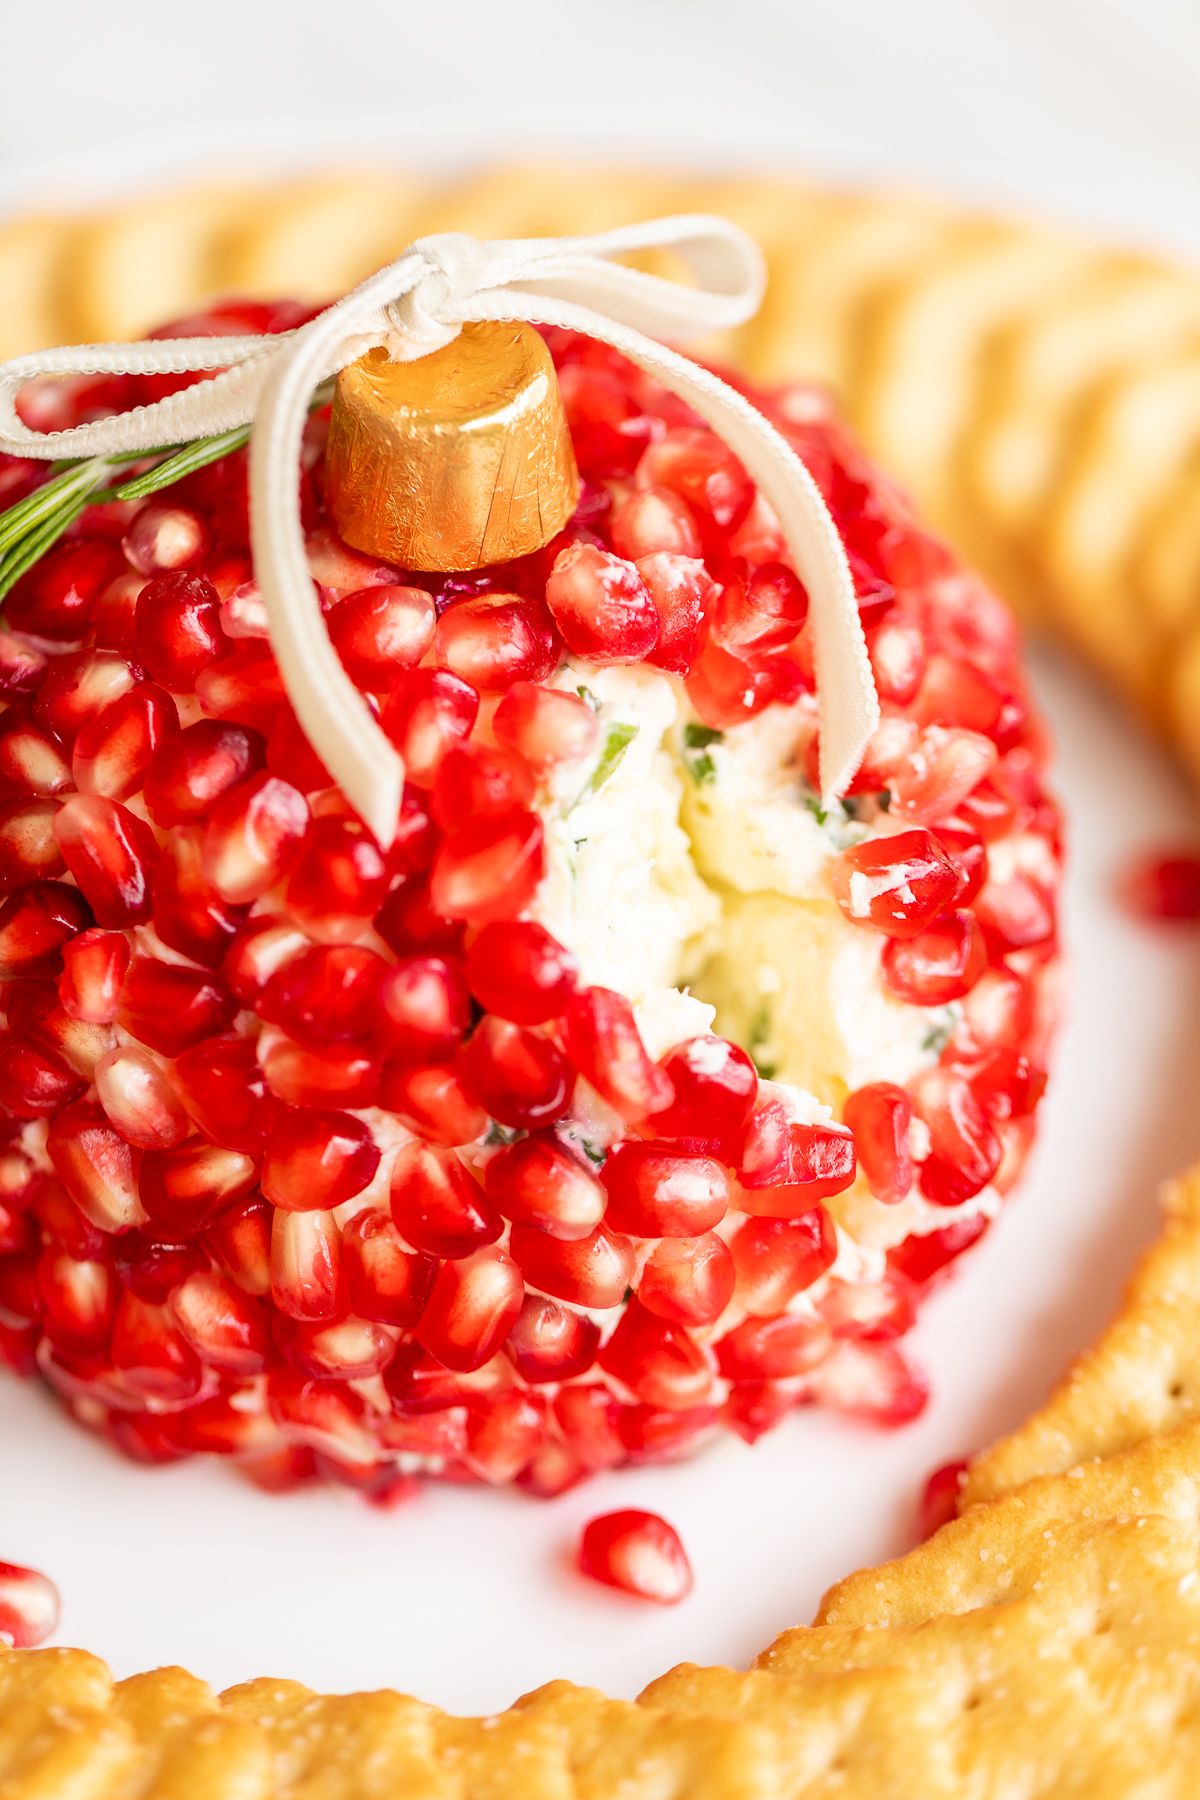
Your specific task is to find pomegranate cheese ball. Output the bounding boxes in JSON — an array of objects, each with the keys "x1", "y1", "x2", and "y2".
[{"x1": 0, "y1": 311, "x2": 1061, "y2": 1498}]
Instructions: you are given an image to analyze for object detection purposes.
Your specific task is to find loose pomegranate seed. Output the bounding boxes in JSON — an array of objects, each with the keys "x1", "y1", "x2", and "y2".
[
  {"x1": 545, "y1": 542, "x2": 659, "y2": 662},
  {"x1": 819, "y1": 1274, "x2": 916, "y2": 1341},
  {"x1": 6, "y1": 539, "x2": 124, "y2": 641},
  {"x1": 262, "y1": 1036, "x2": 380, "y2": 1109},
  {"x1": 123, "y1": 503, "x2": 209, "y2": 575},
  {"x1": 554, "y1": 1383, "x2": 625, "y2": 1471},
  {"x1": 151, "y1": 827, "x2": 245, "y2": 969},
  {"x1": 376, "y1": 958, "x2": 468, "y2": 1066},
  {"x1": 7, "y1": 981, "x2": 111, "y2": 1080},
  {"x1": 194, "y1": 643, "x2": 285, "y2": 731},
  {"x1": 0, "y1": 881, "x2": 91, "y2": 977},
  {"x1": 118, "y1": 956, "x2": 236, "y2": 1057},
  {"x1": 505, "y1": 1292, "x2": 600, "y2": 1382},
  {"x1": 33, "y1": 649, "x2": 137, "y2": 746},
  {"x1": 329, "y1": 583, "x2": 436, "y2": 688},
  {"x1": 610, "y1": 486, "x2": 702, "y2": 560},
  {"x1": 464, "y1": 920, "x2": 577, "y2": 1025},
  {"x1": 415, "y1": 1244, "x2": 523, "y2": 1371},
  {"x1": 94, "y1": 1045, "x2": 189, "y2": 1150},
  {"x1": 601, "y1": 1301, "x2": 714, "y2": 1409},
  {"x1": 222, "y1": 914, "x2": 307, "y2": 1005},
  {"x1": 0, "y1": 798, "x2": 65, "y2": 888},
  {"x1": 601, "y1": 1143, "x2": 729, "y2": 1236},
  {"x1": 0, "y1": 631, "x2": 47, "y2": 696},
  {"x1": 843, "y1": 1082, "x2": 913, "y2": 1204},
  {"x1": 1119, "y1": 850, "x2": 1200, "y2": 922},
  {"x1": 381, "y1": 669, "x2": 479, "y2": 787},
  {"x1": 638, "y1": 1231, "x2": 733, "y2": 1325},
  {"x1": 430, "y1": 743, "x2": 535, "y2": 833},
  {"x1": 53, "y1": 794, "x2": 158, "y2": 927},
  {"x1": 390, "y1": 1140, "x2": 500, "y2": 1256},
  {"x1": 259, "y1": 944, "x2": 386, "y2": 1045},
  {"x1": 918, "y1": 1458, "x2": 968, "y2": 1538},
  {"x1": 730, "y1": 1213, "x2": 837, "y2": 1313},
  {"x1": 887, "y1": 1213, "x2": 989, "y2": 1288},
  {"x1": 435, "y1": 592, "x2": 558, "y2": 691},
  {"x1": 975, "y1": 869, "x2": 1056, "y2": 956},
  {"x1": 882, "y1": 909, "x2": 986, "y2": 1005},
  {"x1": 737, "y1": 1103, "x2": 856, "y2": 1211},
  {"x1": 202, "y1": 772, "x2": 309, "y2": 904},
  {"x1": 509, "y1": 1220, "x2": 635, "y2": 1309},
  {"x1": 140, "y1": 1140, "x2": 258, "y2": 1235},
  {"x1": 460, "y1": 1016, "x2": 570, "y2": 1129},
  {"x1": 270, "y1": 1209, "x2": 344, "y2": 1321},
  {"x1": 685, "y1": 637, "x2": 806, "y2": 729},
  {"x1": 343, "y1": 1211, "x2": 436, "y2": 1327},
  {"x1": 565, "y1": 987, "x2": 673, "y2": 1123},
  {"x1": 261, "y1": 1109, "x2": 380, "y2": 1212},
  {"x1": 831, "y1": 829, "x2": 960, "y2": 937},
  {"x1": 143, "y1": 718, "x2": 264, "y2": 826},
  {"x1": 890, "y1": 727, "x2": 997, "y2": 823},
  {"x1": 284, "y1": 816, "x2": 389, "y2": 943},
  {"x1": 72, "y1": 682, "x2": 177, "y2": 800},
  {"x1": 172, "y1": 1035, "x2": 273, "y2": 1155},
  {"x1": 286, "y1": 1314, "x2": 397, "y2": 1381},
  {"x1": 971, "y1": 1047, "x2": 1047, "y2": 1122},
  {"x1": 485, "y1": 1132, "x2": 605, "y2": 1239},
  {"x1": 204, "y1": 1195, "x2": 271, "y2": 1296},
  {"x1": 493, "y1": 680, "x2": 599, "y2": 775},
  {"x1": 0, "y1": 1561, "x2": 60, "y2": 1648},
  {"x1": 265, "y1": 703, "x2": 332, "y2": 792},
  {"x1": 578, "y1": 1509, "x2": 692, "y2": 1605}
]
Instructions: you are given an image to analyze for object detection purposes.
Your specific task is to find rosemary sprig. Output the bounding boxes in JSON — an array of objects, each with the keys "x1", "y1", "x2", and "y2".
[{"x1": 0, "y1": 379, "x2": 333, "y2": 605}]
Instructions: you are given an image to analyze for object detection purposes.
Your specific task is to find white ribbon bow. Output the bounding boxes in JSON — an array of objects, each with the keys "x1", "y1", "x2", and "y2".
[{"x1": 0, "y1": 215, "x2": 879, "y2": 846}]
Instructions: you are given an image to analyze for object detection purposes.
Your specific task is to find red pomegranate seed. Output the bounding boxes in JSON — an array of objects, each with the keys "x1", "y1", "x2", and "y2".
[
  {"x1": 650, "y1": 1035, "x2": 757, "y2": 1156},
  {"x1": 285, "y1": 1314, "x2": 397, "y2": 1381},
  {"x1": 971, "y1": 1047, "x2": 1047, "y2": 1122},
  {"x1": 123, "y1": 503, "x2": 209, "y2": 575},
  {"x1": 0, "y1": 1036, "x2": 82, "y2": 1118},
  {"x1": 0, "y1": 706, "x2": 73, "y2": 798},
  {"x1": 36, "y1": 1247, "x2": 114, "y2": 1348},
  {"x1": 882, "y1": 909, "x2": 986, "y2": 1005},
  {"x1": 435, "y1": 592, "x2": 558, "y2": 691},
  {"x1": 171, "y1": 1269, "x2": 268, "y2": 1375},
  {"x1": 143, "y1": 718, "x2": 263, "y2": 825},
  {"x1": 390, "y1": 1140, "x2": 500, "y2": 1256},
  {"x1": 914, "y1": 1068, "x2": 1002, "y2": 1206},
  {"x1": 545, "y1": 542, "x2": 659, "y2": 662},
  {"x1": 111, "y1": 1292, "x2": 203, "y2": 1402},
  {"x1": 173, "y1": 1035, "x2": 274, "y2": 1154},
  {"x1": 601, "y1": 1301, "x2": 713, "y2": 1409},
  {"x1": 888, "y1": 1213, "x2": 989, "y2": 1288},
  {"x1": 430, "y1": 809, "x2": 545, "y2": 926},
  {"x1": 711, "y1": 561, "x2": 808, "y2": 656},
  {"x1": 460, "y1": 1016, "x2": 570, "y2": 1128},
  {"x1": 0, "y1": 798, "x2": 65, "y2": 888},
  {"x1": 262, "y1": 1036, "x2": 380, "y2": 1109},
  {"x1": 118, "y1": 956, "x2": 236, "y2": 1056},
  {"x1": 723, "y1": 1380, "x2": 792, "y2": 1445},
  {"x1": 505, "y1": 1292, "x2": 600, "y2": 1382},
  {"x1": 204, "y1": 1195, "x2": 271, "y2": 1296},
  {"x1": 1120, "y1": 850, "x2": 1200, "y2": 922},
  {"x1": 0, "y1": 1562, "x2": 60, "y2": 1648},
  {"x1": 464, "y1": 920, "x2": 577, "y2": 1025},
  {"x1": 716, "y1": 1312, "x2": 833, "y2": 1381},
  {"x1": 381, "y1": 669, "x2": 479, "y2": 787},
  {"x1": 374, "y1": 876, "x2": 463, "y2": 959},
  {"x1": 284, "y1": 816, "x2": 389, "y2": 943},
  {"x1": 637, "y1": 1232, "x2": 735, "y2": 1326},
  {"x1": 260, "y1": 944, "x2": 386, "y2": 1045},
  {"x1": 261, "y1": 1109, "x2": 379, "y2": 1212},
  {"x1": 831, "y1": 829, "x2": 960, "y2": 937},
  {"x1": 578, "y1": 1509, "x2": 692, "y2": 1605},
  {"x1": 194, "y1": 643, "x2": 285, "y2": 731},
  {"x1": 730, "y1": 1213, "x2": 837, "y2": 1312},
  {"x1": 509, "y1": 1220, "x2": 635, "y2": 1309},
  {"x1": 329, "y1": 582, "x2": 436, "y2": 688},
  {"x1": 685, "y1": 637, "x2": 806, "y2": 729},
  {"x1": 635, "y1": 553, "x2": 712, "y2": 674},
  {"x1": 92, "y1": 571, "x2": 143, "y2": 656},
  {"x1": 485, "y1": 1132, "x2": 605, "y2": 1239},
  {"x1": 94, "y1": 1045, "x2": 189, "y2": 1149},
  {"x1": 918, "y1": 1458, "x2": 968, "y2": 1538},
  {"x1": 810, "y1": 1339, "x2": 929, "y2": 1426},
  {"x1": 557, "y1": 359, "x2": 654, "y2": 477},
  {"x1": 140, "y1": 1140, "x2": 258, "y2": 1235},
  {"x1": 270, "y1": 1209, "x2": 344, "y2": 1321},
  {"x1": 53, "y1": 794, "x2": 158, "y2": 927},
  {"x1": 265, "y1": 703, "x2": 332, "y2": 793},
  {"x1": 554, "y1": 1383, "x2": 625, "y2": 1471},
  {"x1": 34, "y1": 649, "x2": 137, "y2": 745},
  {"x1": 565, "y1": 987, "x2": 673, "y2": 1123},
  {"x1": 372, "y1": 955, "x2": 470, "y2": 1062},
  {"x1": 202, "y1": 773, "x2": 309, "y2": 903},
  {"x1": 737, "y1": 1101, "x2": 857, "y2": 1210},
  {"x1": 342, "y1": 1211, "x2": 436, "y2": 1327},
  {"x1": 222, "y1": 914, "x2": 307, "y2": 1004},
  {"x1": 0, "y1": 631, "x2": 47, "y2": 696},
  {"x1": 72, "y1": 682, "x2": 177, "y2": 800},
  {"x1": 430, "y1": 743, "x2": 535, "y2": 833},
  {"x1": 45, "y1": 1102, "x2": 144, "y2": 1234},
  {"x1": 415, "y1": 1244, "x2": 522, "y2": 1372},
  {"x1": 890, "y1": 727, "x2": 997, "y2": 823},
  {"x1": 151, "y1": 825, "x2": 245, "y2": 967},
  {"x1": 975, "y1": 869, "x2": 1057, "y2": 956},
  {"x1": 601, "y1": 1143, "x2": 729, "y2": 1236},
  {"x1": 381, "y1": 1061, "x2": 488, "y2": 1146},
  {"x1": 819, "y1": 1274, "x2": 915, "y2": 1341},
  {"x1": 0, "y1": 881, "x2": 92, "y2": 977},
  {"x1": 465, "y1": 1389, "x2": 547, "y2": 1484},
  {"x1": 7, "y1": 981, "x2": 111, "y2": 1079},
  {"x1": 133, "y1": 571, "x2": 227, "y2": 690},
  {"x1": 843, "y1": 1082, "x2": 913, "y2": 1204},
  {"x1": 869, "y1": 616, "x2": 926, "y2": 704},
  {"x1": 610, "y1": 486, "x2": 702, "y2": 560},
  {"x1": 6, "y1": 539, "x2": 124, "y2": 641},
  {"x1": 637, "y1": 427, "x2": 753, "y2": 531},
  {"x1": 493, "y1": 680, "x2": 599, "y2": 775}
]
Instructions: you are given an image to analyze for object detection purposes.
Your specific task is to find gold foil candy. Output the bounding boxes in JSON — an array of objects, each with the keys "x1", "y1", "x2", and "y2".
[{"x1": 324, "y1": 320, "x2": 580, "y2": 572}]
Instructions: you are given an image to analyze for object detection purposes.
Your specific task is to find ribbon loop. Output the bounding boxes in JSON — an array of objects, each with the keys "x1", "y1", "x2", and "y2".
[{"x1": 0, "y1": 213, "x2": 879, "y2": 847}]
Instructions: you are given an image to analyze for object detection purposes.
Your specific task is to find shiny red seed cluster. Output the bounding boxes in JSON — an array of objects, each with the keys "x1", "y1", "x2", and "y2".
[{"x1": 0, "y1": 312, "x2": 1061, "y2": 1498}]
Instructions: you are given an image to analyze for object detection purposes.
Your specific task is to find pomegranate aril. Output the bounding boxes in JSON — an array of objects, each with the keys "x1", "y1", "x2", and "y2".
[
  {"x1": 890, "y1": 727, "x2": 997, "y2": 823},
  {"x1": 919, "y1": 1458, "x2": 968, "y2": 1539},
  {"x1": 54, "y1": 794, "x2": 158, "y2": 928},
  {"x1": 374, "y1": 877, "x2": 464, "y2": 959},
  {"x1": 72, "y1": 682, "x2": 177, "y2": 800},
  {"x1": 545, "y1": 542, "x2": 658, "y2": 662},
  {"x1": 0, "y1": 1036, "x2": 83, "y2": 1117},
  {"x1": 505, "y1": 1292, "x2": 600, "y2": 1382},
  {"x1": 37, "y1": 1247, "x2": 114, "y2": 1348},
  {"x1": 285, "y1": 1314, "x2": 397, "y2": 1380},
  {"x1": 915, "y1": 1068, "x2": 1002, "y2": 1206},
  {"x1": 565, "y1": 986, "x2": 673, "y2": 1123},
  {"x1": 601, "y1": 1301, "x2": 713, "y2": 1410},
  {"x1": 34, "y1": 649, "x2": 137, "y2": 746},
  {"x1": 737, "y1": 1102, "x2": 857, "y2": 1210},
  {"x1": 123, "y1": 503, "x2": 209, "y2": 575},
  {"x1": 265, "y1": 702, "x2": 332, "y2": 793},
  {"x1": 0, "y1": 631, "x2": 47, "y2": 696},
  {"x1": 0, "y1": 1252, "x2": 42, "y2": 1326},
  {"x1": 196, "y1": 644, "x2": 287, "y2": 730},
  {"x1": 6, "y1": 981, "x2": 111, "y2": 1079},
  {"x1": 262, "y1": 1036, "x2": 380, "y2": 1109},
  {"x1": 430, "y1": 743, "x2": 535, "y2": 833},
  {"x1": 831, "y1": 829, "x2": 960, "y2": 938},
  {"x1": 485, "y1": 1132, "x2": 605, "y2": 1239},
  {"x1": 602, "y1": 1143, "x2": 729, "y2": 1238},
  {"x1": 882, "y1": 908, "x2": 986, "y2": 1005},
  {"x1": 343, "y1": 1210, "x2": 436, "y2": 1327},
  {"x1": 140, "y1": 1140, "x2": 258, "y2": 1236},
  {"x1": 171, "y1": 1269, "x2": 268, "y2": 1375},
  {"x1": 651, "y1": 1035, "x2": 757, "y2": 1156},
  {"x1": 94, "y1": 1045, "x2": 189, "y2": 1150},
  {"x1": 637, "y1": 1232, "x2": 735, "y2": 1326},
  {"x1": 0, "y1": 1561, "x2": 60, "y2": 1648},
  {"x1": 493, "y1": 680, "x2": 599, "y2": 775},
  {"x1": 610, "y1": 485, "x2": 702, "y2": 560},
  {"x1": 1120, "y1": 850, "x2": 1200, "y2": 922},
  {"x1": 888, "y1": 1212, "x2": 989, "y2": 1288},
  {"x1": 262, "y1": 1109, "x2": 379, "y2": 1212},
  {"x1": 819, "y1": 1274, "x2": 916, "y2": 1342},
  {"x1": 465, "y1": 1390, "x2": 546, "y2": 1484},
  {"x1": 578, "y1": 1509, "x2": 692, "y2": 1605},
  {"x1": 637, "y1": 427, "x2": 752, "y2": 531},
  {"x1": 151, "y1": 826, "x2": 247, "y2": 967},
  {"x1": 114, "y1": 1235, "x2": 201, "y2": 1304},
  {"x1": 730, "y1": 1212, "x2": 837, "y2": 1313},
  {"x1": 133, "y1": 571, "x2": 227, "y2": 690},
  {"x1": 711, "y1": 561, "x2": 808, "y2": 655},
  {"x1": 636, "y1": 553, "x2": 712, "y2": 674},
  {"x1": 6, "y1": 538, "x2": 124, "y2": 641},
  {"x1": 464, "y1": 920, "x2": 577, "y2": 1025},
  {"x1": 283, "y1": 817, "x2": 389, "y2": 944},
  {"x1": 460, "y1": 1016, "x2": 569, "y2": 1129},
  {"x1": 381, "y1": 669, "x2": 479, "y2": 787},
  {"x1": 173, "y1": 1034, "x2": 274, "y2": 1153},
  {"x1": 118, "y1": 957, "x2": 236, "y2": 1057},
  {"x1": 554, "y1": 1383, "x2": 625, "y2": 1471},
  {"x1": 0, "y1": 799, "x2": 65, "y2": 888},
  {"x1": 843, "y1": 1082, "x2": 914, "y2": 1204},
  {"x1": 509, "y1": 1219, "x2": 634, "y2": 1309},
  {"x1": 329, "y1": 582, "x2": 435, "y2": 688},
  {"x1": 111, "y1": 1292, "x2": 203, "y2": 1402},
  {"x1": 381, "y1": 1061, "x2": 488, "y2": 1147},
  {"x1": 810, "y1": 1339, "x2": 929, "y2": 1427},
  {"x1": 46, "y1": 1101, "x2": 143, "y2": 1233},
  {"x1": 933, "y1": 820, "x2": 987, "y2": 905},
  {"x1": 970, "y1": 1046, "x2": 1047, "y2": 1121},
  {"x1": 975, "y1": 870, "x2": 1056, "y2": 957},
  {"x1": 270, "y1": 1209, "x2": 344, "y2": 1321},
  {"x1": 143, "y1": 718, "x2": 264, "y2": 826},
  {"x1": 0, "y1": 706, "x2": 72, "y2": 798},
  {"x1": 716, "y1": 1312, "x2": 833, "y2": 1381},
  {"x1": 415, "y1": 1244, "x2": 522, "y2": 1372},
  {"x1": 390, "y1": 1140, "x2": 500, "y2": 1256},
  {"x1": 685, "y1": 637, "x2": 805, "y2": 730},
  {"x1": 202, "y1": 773, "x2": 309, "y2": 904},
  {"x1": 222, "y1": 914, "x2": 307, "y2": 1005},
  {"x1": 258, "y1": 944, "x2": 383, "y2": 1047},
  {"x1": 373, "y1": 954, "x2": 469, "y2": 1062},
  {"x1": 92, "y1": 571, "x2": 143, "y2": 656},
  {"x1": 723, "y1": 1380, "x2": 793, "y2": 1445},
  {"x1": 435, "y1": 592, "x2": 558, "y2": 691},
  {"x1": 204, "y1": 1195, "x2": 272, "y2": 1296},
  {"x1": 431, "y1": 808, "x2": 545, "y2": 926},
  {"x1": 870, "y1": 615, "x2": 926, "y2": 704}
]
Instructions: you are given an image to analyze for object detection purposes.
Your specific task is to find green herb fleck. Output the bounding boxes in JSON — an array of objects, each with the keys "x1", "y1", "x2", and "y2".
[
  {"x1": 579, "y1": 1139, "x2": 607, "y2": 1167},
  {"x1": 576, "y1": 684, "x2": 600, "y2": 711},
  {"x1": 583, "y1": 721, "x2": 637, "y2": 796},
  {"x1": 484, "y1": 1122, "x2": 519, "y2": 1148},
  {"x1": 682, "y1": 721, "x2": 723, "y2": 785},
  {"x1": 746, "y1": 1004, "x2": 778, "y2": 1080},
  {"x1": 804, "y1": 794, "x2": 830, "y2": 828},
  {"x1": 920, "y1": 1013, "x2": 955, "y2": 1056}
]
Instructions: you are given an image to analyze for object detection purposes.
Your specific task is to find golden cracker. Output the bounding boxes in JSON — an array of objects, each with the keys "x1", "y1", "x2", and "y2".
[
  {"x1": 219, "y1": 172, "x2": 426, "y2": 305},
  {"x1": 0, "y1": 214, "x2": 83, "y2": 361}
]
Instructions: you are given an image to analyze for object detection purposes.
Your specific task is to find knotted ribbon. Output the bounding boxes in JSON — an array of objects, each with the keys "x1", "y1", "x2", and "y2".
[{"x1": 0, "y1": 215, "x2": 879, "y2": 846}]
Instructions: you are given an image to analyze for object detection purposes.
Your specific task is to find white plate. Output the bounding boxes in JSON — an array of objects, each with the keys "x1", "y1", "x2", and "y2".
[{"x1": 3, "y1": 641, "x2": 1199, "y2": 1712}]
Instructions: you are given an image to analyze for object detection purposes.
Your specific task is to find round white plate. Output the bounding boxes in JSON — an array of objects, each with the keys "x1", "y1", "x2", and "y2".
[{"x1": 3, "y1": 642, "x2": 1199, "y2": 1712}]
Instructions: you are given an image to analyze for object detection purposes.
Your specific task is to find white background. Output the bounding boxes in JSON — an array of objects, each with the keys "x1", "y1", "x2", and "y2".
[{"x1": 2, "y1": 0, "x2": 1200, "y2": 1715}]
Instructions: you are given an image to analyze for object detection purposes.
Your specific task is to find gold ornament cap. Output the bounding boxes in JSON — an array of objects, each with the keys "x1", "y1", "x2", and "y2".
[{"x1": 324, "y1": 321, "x2": 580, "y2": 572}]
